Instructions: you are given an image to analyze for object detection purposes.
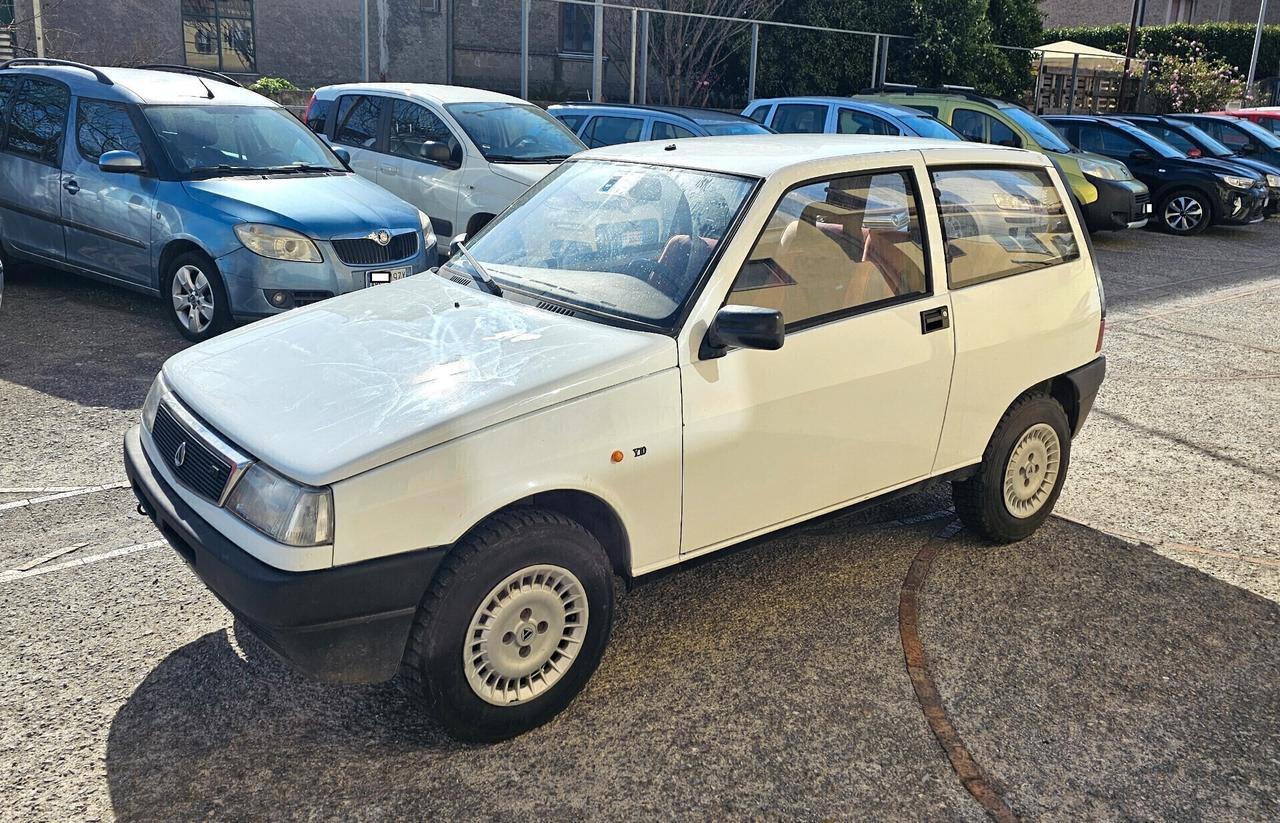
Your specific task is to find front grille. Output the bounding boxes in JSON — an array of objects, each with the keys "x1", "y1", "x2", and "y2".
[
  {"x1": 331, "y1": 231, "x2": 419, "y2": 266},
  {"x1": 1132, "y1": 192, "x2": 1150, "y2": 219},
  {"x1": 151, "y1": 405, "x2": 233, "y2": 503}
]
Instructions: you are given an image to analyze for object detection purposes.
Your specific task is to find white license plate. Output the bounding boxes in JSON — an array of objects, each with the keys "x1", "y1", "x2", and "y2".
[
  {"x1": 1144, "y1": 203, "x2": 1153, "y2": 214},
  {"x1": 366, "y1": 266, "x2": 412, "y2": 286}
]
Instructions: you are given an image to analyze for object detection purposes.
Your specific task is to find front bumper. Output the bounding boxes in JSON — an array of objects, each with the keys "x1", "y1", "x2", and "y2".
[
  {"x1": 1215, "y1": 183, "x2": 1269, "y2": 226},
  {"x1": 124, "y1": 425, "x2": 447, "y2": 684},
  {"x1": 218, "y1": 239, "x2": 436, "y2": 320},
  {"x1": 1081, "y1": 176, "x2": 1150, "y2": 231}
]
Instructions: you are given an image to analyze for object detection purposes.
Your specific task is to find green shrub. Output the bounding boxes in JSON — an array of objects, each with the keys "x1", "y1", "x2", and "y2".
[
  {"x1": 249, "y1": 76, "x2": 298, "y2": 94},
  {"x1": 1046, "y1": 22, "x2": 1280, "y2": 76}
]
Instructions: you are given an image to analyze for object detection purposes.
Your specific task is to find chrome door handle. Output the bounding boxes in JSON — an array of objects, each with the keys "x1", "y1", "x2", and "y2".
[{"x1": 63, "y1": 179, "x2": 80, "y2": 195}]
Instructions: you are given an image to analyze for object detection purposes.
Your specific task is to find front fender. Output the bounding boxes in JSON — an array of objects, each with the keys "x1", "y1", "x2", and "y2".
[{"x1": 330, "y1": 369, "x2": 683, "y2": 574}]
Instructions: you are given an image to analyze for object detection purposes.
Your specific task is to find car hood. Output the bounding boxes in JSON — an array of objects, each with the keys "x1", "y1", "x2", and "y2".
[
  {"x1": 1215, "y1": 154, "x2": 1280, "y2": 179},
  {"x1": 161, "y1": 276, "x2": 675, "y2": 486},
  {"x1": 1174, "y1": 156, "x2": 1264, "y2": 179},
  {"x1": 487, "y1": 161, "x2": 561, "y2": 188},
  {"x1": 182, "y1": 173, "x2": 419, "y2": 239}
]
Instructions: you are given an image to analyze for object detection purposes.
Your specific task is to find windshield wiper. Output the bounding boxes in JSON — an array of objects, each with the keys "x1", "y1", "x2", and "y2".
[
  {"x1": 187, "y1": 163, "x2": 338, "y2": 178},
  {"x1": 487, "y1": 154, "x2": 571, "y2": 163},
  {"x1": 449, "y1": 241, "x2": 503, "y2": 297}
]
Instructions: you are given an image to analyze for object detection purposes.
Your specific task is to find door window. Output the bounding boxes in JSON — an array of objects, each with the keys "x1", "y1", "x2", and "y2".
[
  {"x1": 4, "y1": 78, "x2": 69, "y2": 163},
  {"x1": 651, "y1": 120, "x2": 697, "y2": 140},
  {"x1": 953, "y1": 108, "x2": 1020, "y2": 147},
  {"x1": 728, "y1": 170, "x2": 928, "y2": 328},
  {"x1": 333, "y1": 95, "x2": 384, "y2": 149},
  {"x1": 1075, "y1": 124, "x2": 1143, "y2": 157},
  {"x1": 837, "y1": 109, "x2": 896, "y2": 135},
  {"x1": 76, "y1": 100, "x2": 146, "y2": 163},
  {"x1": 1143, "y1": 124, "x2": 1196, "y2": 154},
  {"x1": 388, "y1": 100, "x2": 458, "y2": 163},
  {"x1": 581, "y1": 115, "x2": 643, "y2": 147},
  {"x1": 932, "y1": 166, "x2": 1080, "y2": 289},
  {"x1": 1205, "y1": 120, "x2": 1251, "y2": 151},
  {"x1": 771, "y1": 104, "x2": 827, "y2": 134}
]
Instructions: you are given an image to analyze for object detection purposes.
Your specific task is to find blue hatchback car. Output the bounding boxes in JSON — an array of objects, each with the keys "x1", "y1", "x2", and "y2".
[
  {"x1": 0, "y1": 60, "x2": 436, "y2": 341},
  {"x1": 741, "y1": 96, "x2": 963, "y2": 141}
]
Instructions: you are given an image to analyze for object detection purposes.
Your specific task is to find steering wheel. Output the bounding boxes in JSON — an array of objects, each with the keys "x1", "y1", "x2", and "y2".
[
  {"x1": 511, "y1": 135, "x2": 540, "y2": 152},
  {"x1": 625, "y1": 258, "x2": 679, "y2": 296}
]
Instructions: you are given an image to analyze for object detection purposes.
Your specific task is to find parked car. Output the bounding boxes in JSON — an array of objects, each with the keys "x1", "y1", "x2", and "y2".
[
  {"x1": 549, "y1": 102, "x2": 772, "y2": 147},
  {"x1": 1168, "y1": 113, "x2": 1280, "y2": 168},
  {"x1": 1114, "y1": 113, "x2": 1280, "y2": 215},
  {"x1": 857, "y1": 86, "x2": 1150, "y2": 232},
  {"x1": 1207, "y1": 107, "x2": 1280, "y2": 135},
  {"x1": 307, "y1": 83, "x2": 585, "y2": 248},
  {"x1": 0, "y1": 59, "x2": 435, "y2": 341},
  {"x1": 741, "y1": 96, "x2": 963, "y2": 141},
  {"x1": 1046, "y1": 114, "x2": 1268, "y2": 236},
  {"x1": 126, "y1": 134, "x2": 1105, "y2": 742}
]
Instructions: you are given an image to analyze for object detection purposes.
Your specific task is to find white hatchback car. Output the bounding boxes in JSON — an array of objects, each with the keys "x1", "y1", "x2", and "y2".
[
  {"x1": 304, "y1": 83, "x2": 586, "y2": 248},
  {"x1": 126, "y1": 135, "x2": 1106, "y2": 742}
]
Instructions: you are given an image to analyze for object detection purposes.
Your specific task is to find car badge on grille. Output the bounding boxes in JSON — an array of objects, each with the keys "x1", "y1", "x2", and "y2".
[
  {"x1": 173, "y1": 441, "x2": 187, "y2": 468},
  {"x1": 368, "y1": 229, "x2": 392, "y2": 246}
]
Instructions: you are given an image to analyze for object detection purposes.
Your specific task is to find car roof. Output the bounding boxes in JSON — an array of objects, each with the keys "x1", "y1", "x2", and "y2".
[
  {"x1": 750, "y1": 97, "x2": 933, "y2": 118},
  {"x1": 576, "y1": 133, "x2": 1038, "y2": 177},
  {"x1": 315, "y1": 82, "x2": 528, "y2": 106},
  {"x1": 0, "y1": 63, "x2": 272, "y2": 106},
  {"x1": 548, "y1": 102, "x2": 760, "y2": 126}
]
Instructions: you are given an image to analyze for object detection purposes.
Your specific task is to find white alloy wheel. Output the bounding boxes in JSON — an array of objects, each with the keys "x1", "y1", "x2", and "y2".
[
  {"x1": 1164, "y1": 195, "x2": 1205, "y2": 232},
  {"x1": 1002, "y1": 422, "x2": 1062, "y2": 518},
  {"x1": 171, "y1": 264, "x2": 216, "y2": 335},
  {"x1": 463, "y1": 564, "x2": 589, "y2": 706}
]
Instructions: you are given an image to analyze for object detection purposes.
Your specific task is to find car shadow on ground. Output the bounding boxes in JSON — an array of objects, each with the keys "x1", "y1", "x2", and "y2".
[{"x1": 101, "y1": 501, "x2": 1279, "y2": 820}]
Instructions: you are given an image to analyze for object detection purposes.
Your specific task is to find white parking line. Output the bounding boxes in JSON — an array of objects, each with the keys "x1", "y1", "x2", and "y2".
[
  {"x1": 0, "y1": 482, "x2": 132, "y2": 512},
  {"x1": 0, "y1": 540, "x2": 166, "y2": 584},
  {"x1": 0, "y1": 486, "x2": 91, "y2": 494}
]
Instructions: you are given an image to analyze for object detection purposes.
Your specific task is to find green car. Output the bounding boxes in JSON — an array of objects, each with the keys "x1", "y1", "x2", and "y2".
[{"x1": 856, "y1": 87, "x2": 1151, "y2": 232}]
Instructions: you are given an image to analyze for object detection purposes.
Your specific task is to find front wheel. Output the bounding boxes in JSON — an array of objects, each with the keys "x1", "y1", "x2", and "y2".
[
  {"x1": 1157, "y1": 189, "x2": 1212, "y2": 236},
  {"x1": 402, "y1": 507, "x2": 615, "y2": 742},
  {"x1": 952, "y1": 393, "x2": 1071, "y2": 543},
  {"x1": 163, "y1": 251, "x2": 231, "y2": 343}
]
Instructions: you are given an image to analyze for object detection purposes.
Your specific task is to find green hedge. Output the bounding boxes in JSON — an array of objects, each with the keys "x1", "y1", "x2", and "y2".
[{"x1": 1046, "y1": 23, "x2": 1280, "y2": 76}]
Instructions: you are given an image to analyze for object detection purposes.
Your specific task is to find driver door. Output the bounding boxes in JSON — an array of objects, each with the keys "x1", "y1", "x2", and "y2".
[{"x1": 680, "y1": 163, "x2": 955, "y2": 554}]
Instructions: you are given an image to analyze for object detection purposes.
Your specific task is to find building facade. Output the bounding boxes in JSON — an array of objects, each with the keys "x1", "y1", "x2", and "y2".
[{"x1": 1041, "y1": 0, "x2": 1280, "y2": 28}]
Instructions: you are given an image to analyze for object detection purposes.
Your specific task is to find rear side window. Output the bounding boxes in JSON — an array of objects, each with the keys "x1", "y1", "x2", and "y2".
[
  {"x1": 76, "y1": 100, "x2": 145, "y2": 163},
  {"x1": 728, "y1": 170, "x2": 929, "y2": 328},
  {"x1": 0, "y1": 76, "x2": 18, "y2": 131},
  {"x1": 5, "y1": 78, "x2": 69, "y2": 163},
  {"x1": 932, "y1": 166, "x2": 1080, "y2": 289},
  {"x1": 651, "y1": 120, "x2": 696, "y2": 140},
  {"x1": 334, "y1": 95, "x2": 384, "y2": 149},
  {"x1": 837, "y1": 109, "x2": 897, "y2": 136},
  {"x1": 389, "y1": 100, "x2": 458, "y2": 163},
  {"x1": 771, "y1": 104, "x2": 826, "y2": 134},
  {"x1": 581, "y1": 115, "x2": 643, "y2": 148}
]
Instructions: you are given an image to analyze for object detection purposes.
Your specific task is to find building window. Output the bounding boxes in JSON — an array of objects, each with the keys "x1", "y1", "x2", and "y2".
[
  {"x1": 182, "y1": 0, "x2": 255, "y2": 73},
  {"x1": 1167, "y1": 0, "x2": 1195, "y2": 23},
  {"x1": 561, "y1": 4, "x2": 594, "y2": 55},
  {"x1": 0, "y1": 2, "x2": 15, "y2": 26}
]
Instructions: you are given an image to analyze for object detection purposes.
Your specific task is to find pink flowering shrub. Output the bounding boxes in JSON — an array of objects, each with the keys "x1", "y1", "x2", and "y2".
[{"x1": 1140, "y1": 38, "x2": 1249, "y2": 112}]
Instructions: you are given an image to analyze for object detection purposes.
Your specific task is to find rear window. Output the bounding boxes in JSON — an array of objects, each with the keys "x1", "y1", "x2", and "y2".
[{"x1": 931, "y1": 166, "x2": 1080, "y2": 289}]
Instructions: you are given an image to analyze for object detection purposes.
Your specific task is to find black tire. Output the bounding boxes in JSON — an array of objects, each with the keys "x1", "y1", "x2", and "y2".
[
  {"x1": 952, "y1": 393, "x2": 1072, "y2": 543},
  {"x1": 1156, "y1": 188, "x2": 1212, "y2": 236},
  {"x1": 402, "y1": 506, "x2": 615, "y2": 742},
  {"x1": 162, "y1": 250, "x2": 231, "y2": 343}
]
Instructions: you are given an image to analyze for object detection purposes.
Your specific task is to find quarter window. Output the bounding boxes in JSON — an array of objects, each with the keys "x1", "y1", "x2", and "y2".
[
  {"x1": 4, "y1": 78, "x2": 69, "y2": 164},
  {"x1": 728, "y1": 170, "x2": 929, "y2": 328},
  {"x1": 771, "y1": 104, "x2": 827, "y2": 134},
  {"x1": 334, "y1": 95, "x2": 384, "y2": 149},
  {"x1": 581, "y1": 115, "x2": 643, "y2": 148},
  {"x1": 389, "y1": 100, "x2": 458, "y2": 163},
  {"x1": 837, "y1": 109, "x2": 896, "y2": 136},
  {"x1": 651, "y1": 121, "x2": 697, "y2": 141},
  {"x1": 76, "y1": 100, "x2": 145, "y2": 163},
  {"x1": 932, "y1": 166, "x2": 1080, "y2": 289},
  {"x1": 0, "y1": 75, "x2": 18, "y2": 133},
  {"x1": 182, "y1": 0, "x2": 255, "y2": 73}
]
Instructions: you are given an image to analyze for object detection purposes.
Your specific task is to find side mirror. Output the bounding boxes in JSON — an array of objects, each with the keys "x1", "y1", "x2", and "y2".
[
  {"x1": 1128, "y1": 149, "x2": 1153, "y2": 162},
  {"x1": 331, "y1": 147, "x2": 352, "y2": 168},
  {"x1": 447, "y1": 232, "x2": 468, "y2": 260},
  {"x1": 700, "y1": 305, "x2": 785, "y2": 360},
  {"x1": 99, "y1": 150, "x2": 143, "y2": 173}
]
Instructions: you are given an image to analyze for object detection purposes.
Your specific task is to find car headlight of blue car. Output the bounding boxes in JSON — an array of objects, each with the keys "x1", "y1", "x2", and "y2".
[{"x1": 235, "y1": 223, "x2": 324, "y2": 263}]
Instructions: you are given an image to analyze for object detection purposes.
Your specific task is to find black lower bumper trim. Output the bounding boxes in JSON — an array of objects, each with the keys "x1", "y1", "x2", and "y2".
[
  {"x1": 124, "y1": 426, "x2": 447, "y2": 684},
  {"x1": 1064, "y1": 355, "x2": 1106, "y2": 437},
  {"x1": 1082, "y1": 175, "x2": 1146, "y2": 231}
]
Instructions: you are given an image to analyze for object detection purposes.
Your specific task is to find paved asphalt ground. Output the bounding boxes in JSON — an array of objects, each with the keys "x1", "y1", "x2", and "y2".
[{"x1": 1, "y1": 222, "x2": 1277, "y2": 821}]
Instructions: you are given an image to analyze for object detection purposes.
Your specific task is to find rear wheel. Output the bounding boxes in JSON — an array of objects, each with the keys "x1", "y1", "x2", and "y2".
[
  {"x1": 402, "y1": 507, "x2": 615, "y2": 742},
  {"x1": 952, "y1": 393, "x2": 1071, "y2": 543},
  {"x1": 1157, "y1": 189, "x2": 1211, "y2": 236},
  {"x1": 163, "y1": 251, "x2": 231, "y2": 343}
]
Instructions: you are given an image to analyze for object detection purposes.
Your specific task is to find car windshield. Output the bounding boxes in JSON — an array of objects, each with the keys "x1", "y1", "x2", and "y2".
[
  {"x1": 144, "y1": 105, "x2": 343, "y2": 176},
  {"x1": 1175, "y1": 123, "x2": 1236, "y2": 157},
  {"x1": 1225, "y1": 117, "x2": 1280, "y2": 149},
  {"x1": 446, "y1": 159, "x2": 756, "y2": 327},
  {"x1": 445, "y1": 102, "x2": 584, "y2": 163},
  {"x1": 700, "y1": 121, "x2": 772, "y2": 136},
  {"x1": 1002, "y1": 107, "x2": 1074, "y2": 152},
  {"x1": 905, "y1": 115, "x2": 963, "y2": 140}
]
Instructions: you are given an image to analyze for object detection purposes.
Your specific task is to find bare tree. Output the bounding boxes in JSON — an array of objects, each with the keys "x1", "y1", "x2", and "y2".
[
  {"x1": 609, "y1": 0, "x2": 782, "y2": 107},
  {"x1": 5, "y1": 0, "x2": 178, "y2": 64}
]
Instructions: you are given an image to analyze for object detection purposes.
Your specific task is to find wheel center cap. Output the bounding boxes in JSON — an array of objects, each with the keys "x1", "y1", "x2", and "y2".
[{"x1": 516, "y1": 623, "x2": 536, "y2": 645}]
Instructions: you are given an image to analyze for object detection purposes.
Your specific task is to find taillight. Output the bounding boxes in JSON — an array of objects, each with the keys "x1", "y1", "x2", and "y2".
[
  {"x1": 302, "y1": 93, "x2": 317, "y2": 125},
  {"x1": 1096, "y1": 317, "x2": 1105, "y2": 352}
]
